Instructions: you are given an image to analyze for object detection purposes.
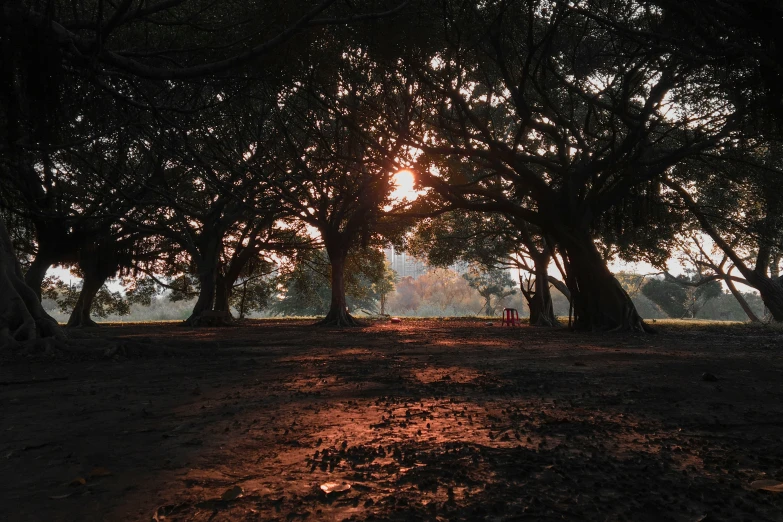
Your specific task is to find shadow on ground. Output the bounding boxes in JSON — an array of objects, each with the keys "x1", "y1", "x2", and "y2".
[{"x1": 1, "y1": 319, "x2": 782, "y2": 521}]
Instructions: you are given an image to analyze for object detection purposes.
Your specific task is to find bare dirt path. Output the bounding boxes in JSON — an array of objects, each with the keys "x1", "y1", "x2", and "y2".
[{"x1": 2, "y1": 319, "x2": 783, "y2": 521}]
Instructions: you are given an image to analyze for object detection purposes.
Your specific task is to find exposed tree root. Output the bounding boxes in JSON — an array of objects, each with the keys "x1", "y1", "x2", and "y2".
[
  {"x1": 529, "y1": 314, "x2": 560, "y2": 327},
  {"x1": 66, "y1": 316, "x2": 99, "y2": 328},
  {"x1": 315, "y1": 308, "x2": 365, "y2": 327},
  {"x1": 0, "y1": 217, "x2": 64, "y2": 350},
  {"x1": 183, "y1": 311, "x2": 235, "y2": 327}
]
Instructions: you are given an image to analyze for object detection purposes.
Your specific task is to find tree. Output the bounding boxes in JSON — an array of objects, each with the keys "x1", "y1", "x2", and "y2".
[
  {"x1": 463, "y1": 265, "x2": 517, "y2": 317},
  {"x1": 664, "y1": 141, "x2": 783, "y2": 321},
  {"x1": 229, "y1": 257, "x2": 278, "y2": 320},
  {"x1": 373, "y1": 262, "x2": 397, "y2": 316},
  {"x1": 410, "y1": 210, "x2": 566, "y2": 326},
  {"x1": 385, "y1": 0, "x2": 741, "y2": 331},
  {"x1": 665, "y1": 235, "x2": 763, "y2": 322},
  {"x1": 258, "y1": 48, "x2": 411, "y2": 326},
  {"x1": 642, "y1": 273, "x2": 722, "y2": 319},
  {"x1": 1, "y1": 0, "x2": 411, "y2": 343},
  {"x1": 274, "y1": 248, "x2": 391, "y2": 317}
]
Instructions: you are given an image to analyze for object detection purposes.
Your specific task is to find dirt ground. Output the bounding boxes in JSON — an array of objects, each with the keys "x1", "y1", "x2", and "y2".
[{"x1": 2, "y1": 319, "x2": 783, "y2": 522}]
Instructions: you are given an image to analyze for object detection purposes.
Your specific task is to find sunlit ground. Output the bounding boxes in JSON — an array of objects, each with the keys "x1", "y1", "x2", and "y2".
[{"x1": 2, "y1": 319, "x2": 782, "y2": 521}]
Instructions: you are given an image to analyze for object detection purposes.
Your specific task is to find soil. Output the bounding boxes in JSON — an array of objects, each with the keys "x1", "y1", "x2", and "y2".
[{"x1": 2, "y1": 319, "x2": 783, "y2": 522}]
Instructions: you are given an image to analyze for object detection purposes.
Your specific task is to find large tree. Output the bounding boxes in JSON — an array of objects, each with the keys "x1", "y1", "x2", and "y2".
[
  {"x1": 664, "y1": 141, "x2": 783, "y2": 321},
  {"x1": 410, "y1": 210, "x2": 567, "y2": 326},
  {"x1": 385, "y1": 1, "x2": 740, "y2": 331},
  {"x1": 257, "y1": 47, "x2": 411, "y2": 326},
  {"x1": 1, "y1": 0, "x2": 411, "y2": 343}
]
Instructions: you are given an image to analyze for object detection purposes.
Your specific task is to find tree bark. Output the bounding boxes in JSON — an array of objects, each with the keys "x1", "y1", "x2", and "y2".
[
  {"x1": 214, "y1": 272, "x2": 232, "y2": 314},
  {"x1": 317, "y1": 246, "x2": 362, "y2": 327},
  {"x1": 24, "y1": 255, "x2": 53, "y2": 302},
  {"x1": 185, "y1": 263, "x2": 218, "y2": 326},
  {"x1": 723, "y1": 275, "x2": 761, "y2": 323},
  {"x1": 184, "y1": 235, "x2": 233, "y2": 326},
  {"x1": 527, "y1": 259, "x2": 558, "y2": 327},
  {"x1": 66, "y1": 273, "x2": 106, "y2": 328},
  {"x1": 559, "y1": 231, "x2": 651, "y2": 332},
  {"x1": 0, "y1": 216, "x2": 64, "y2": 349},
  {"x1": 754, "y1": 277, "x2": 783, "y2": 322},
  {"x1": 238, "y1": 281, "x2": 249, "y2": 319}
]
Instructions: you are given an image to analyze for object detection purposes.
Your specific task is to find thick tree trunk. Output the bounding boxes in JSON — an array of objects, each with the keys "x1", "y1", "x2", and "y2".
[
  {"x1": 559, "y1": 231, "x2": 652, "y2": 332},
  {"x1": 24, "y1": 255, "x2": 52, "y2": 301},
  {"x1": 214, "y1": 273, "x2": 232, "y2": 314},
  {"x1": 756, "y1": 277, "x2": 783, "y2": 322},
  {"x1": 317, "y1": 249, "x2": 362, "y2": 327},
  {"x1": 66, "y1": 273, "x2": 106, "y2": 328},
  {"x1": 528, "y1": 265, "x2": 558, "y2": 327},
  {"x1": 183, "y1": 236, "x2": 233, "y2": 327},
  {"x1": 185, "y1": 265, "x2": 218, "y2": 326},
  {"x1": 0, "y1": 216, "x2": 64, "y2": 349}
]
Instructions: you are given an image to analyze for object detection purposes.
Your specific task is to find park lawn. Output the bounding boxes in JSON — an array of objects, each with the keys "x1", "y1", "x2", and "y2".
[{"x1": 1, "y1": 319, "x2": 782, "y2": 521}]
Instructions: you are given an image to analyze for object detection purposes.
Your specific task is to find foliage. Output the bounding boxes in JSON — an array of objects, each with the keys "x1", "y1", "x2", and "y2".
[
  {"x1": 273, "y1": 249, "x2": 393, "y2": 316},
  {"x1": 42, "y1": 276, "x2": 131, "y2": 319},
  {"x1": 462, "y1": 266, "x2": 517, "y2": 316},
  {"x1": 642, "y1": 274, "x2": 723, "y2": 319},
  {"x1": 228, "y1": 256, "x2": 279, "y2": 318}
]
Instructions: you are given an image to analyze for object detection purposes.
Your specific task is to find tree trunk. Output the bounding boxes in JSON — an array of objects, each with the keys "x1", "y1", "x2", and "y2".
[
  {"x1": 482, "y1": 295, "x2": 494, "y2": 317},
  {"x1": 755, "y1": 277, "x2": 783, "y2": 322},
  {"x1": 214, "y1": 272, "x2": 232, "y2": 314},
  {"x1": 66, "y1": 273, "x2": 106, "y2": 328},
  {"x1": 24, "y1": 221, "x2": 81, "y2": 301},
  {"x1": 317, "y1": 248, "x2": 362, "y2": 327},
  {"x1": 723, "y1": 276, "x2": 761, "y2": 322},
  {"x1": 185, "y1": 265, "x2": 218, "y2": 326},
  {"x1": 24, "y1": 255, "x2": 53, "y2": 302},
  {"x1": 0, "y1": 216, "x2": 64, "y2": 350},
  {"x1": 559, "y1": 231, "x2": 652, "y2": 332},
  {"x1": 238, "y1": 281, "x2": 248, "y2": 320},
  {"x1": 184, "y1": 236, "x2": 233, "y2": 326},
  {"x1": 528, "y1": 264, "x2": 558, "y2": 327}
]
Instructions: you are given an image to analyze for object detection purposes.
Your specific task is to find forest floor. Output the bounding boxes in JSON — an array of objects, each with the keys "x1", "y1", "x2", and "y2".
[{"x1": 2, "y1": 319, "x2": 783, "y2": 522}]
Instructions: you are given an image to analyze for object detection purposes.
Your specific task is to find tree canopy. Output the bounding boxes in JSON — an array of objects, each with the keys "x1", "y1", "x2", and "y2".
[{"x1": 2, "y1": 0, "x2": 783, "y2": 347}]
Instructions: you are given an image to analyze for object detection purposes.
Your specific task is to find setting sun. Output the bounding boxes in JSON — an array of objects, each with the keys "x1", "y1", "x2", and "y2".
[{"x1": 390, "y1": 170, "x2": 417, "y2": 202}]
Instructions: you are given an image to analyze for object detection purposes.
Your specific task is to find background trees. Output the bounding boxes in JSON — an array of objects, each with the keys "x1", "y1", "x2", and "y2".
[
  {"x1": 2, "y1": 0, "x2": 783, "y2": 344},
  {"x1": 387, "y1": 0, "x2": 746, "y2": 331}
]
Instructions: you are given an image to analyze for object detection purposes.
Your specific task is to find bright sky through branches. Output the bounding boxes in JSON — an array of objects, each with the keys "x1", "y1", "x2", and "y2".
[{"x1": 390, "y1": 170, "x2": 418, "y2": 203}]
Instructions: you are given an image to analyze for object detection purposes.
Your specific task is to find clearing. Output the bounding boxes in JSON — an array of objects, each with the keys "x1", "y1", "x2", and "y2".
[{"x1": 1, "y1": 319, "x2": 782, "y2": 521}]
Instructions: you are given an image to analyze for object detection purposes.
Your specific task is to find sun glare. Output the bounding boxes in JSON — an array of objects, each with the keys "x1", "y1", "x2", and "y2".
[{"x1": 391, "y1": 170, "x2": 417, "y2": 202}]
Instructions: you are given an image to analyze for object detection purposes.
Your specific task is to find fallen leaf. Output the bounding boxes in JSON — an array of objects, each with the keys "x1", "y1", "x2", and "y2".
[
  {"x1": 89, "y1": 467, "x2": 112, "y2": 478},
  {"x1": 320, "y1": 482, "x2": 351, "y2": 494},
  {"x1": 751, "y1": 479, "x2": 783, "y2": 492},
  {"x1": 69, "y1": 477, "x2": 86, "y2": 487},
  {"x1": 536, "y1": 469, "x2": 560, "y2": 483},
  {"x1": 195, "y1": 499, "x2": 224, "y2": 510},
  {"x1": 221, "y1": 485, "x2": 244, "y2": 501},
  {"x1": 153, "y1": 504, "x2": 189, "y2": 521}
]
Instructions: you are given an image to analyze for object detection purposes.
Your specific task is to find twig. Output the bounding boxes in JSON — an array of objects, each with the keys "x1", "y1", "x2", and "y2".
[{"x1": 0, "y1": 376, "x2": 69, "y2": 386}]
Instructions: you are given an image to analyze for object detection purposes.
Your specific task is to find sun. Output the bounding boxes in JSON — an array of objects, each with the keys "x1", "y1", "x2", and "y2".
[{"x1": 390, "y1": 170, "x2": 417, "y2": 202}]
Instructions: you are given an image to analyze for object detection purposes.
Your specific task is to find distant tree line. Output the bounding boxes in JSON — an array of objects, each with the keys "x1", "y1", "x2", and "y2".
[{"x1": 2, "y1": 0, "x2": 783, "y2": 349}]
